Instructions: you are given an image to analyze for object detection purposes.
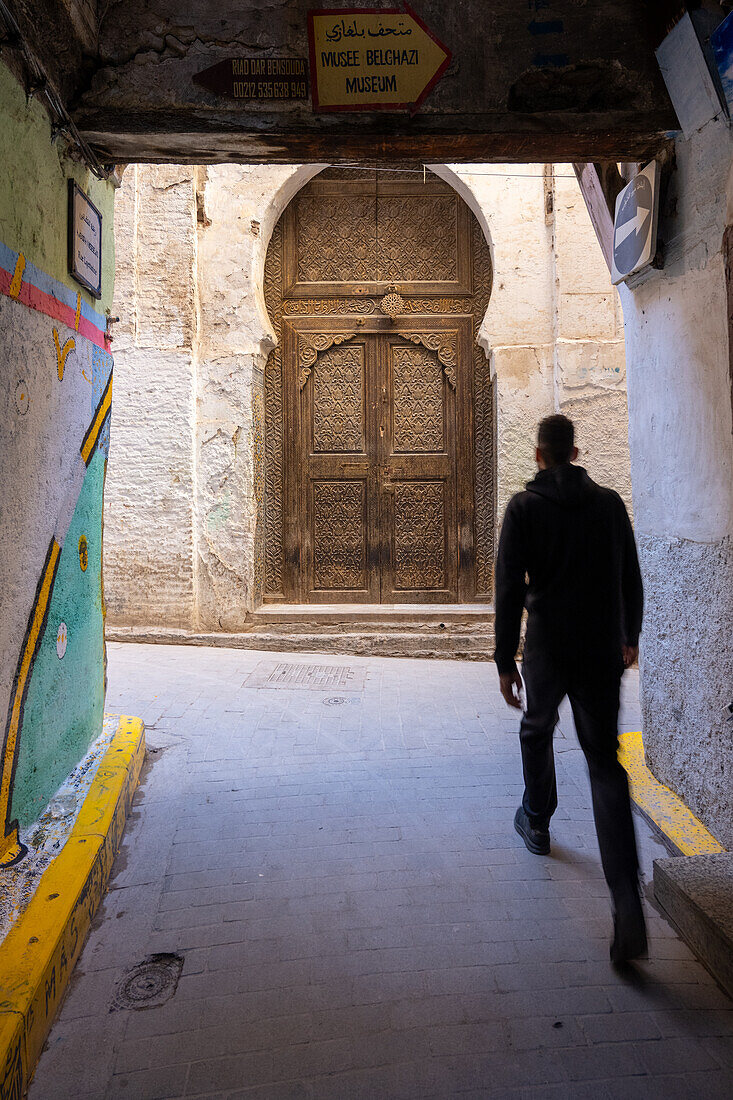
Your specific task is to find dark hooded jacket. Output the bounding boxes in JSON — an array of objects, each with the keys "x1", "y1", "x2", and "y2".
[{"x1": 493, "y1": 464, "x2": 643, "y2": 675}]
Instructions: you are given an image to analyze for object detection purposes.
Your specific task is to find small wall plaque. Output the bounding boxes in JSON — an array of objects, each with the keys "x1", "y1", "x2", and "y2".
[{"x1": 68, "y1": 181, "x2": 102, "y2": 299}]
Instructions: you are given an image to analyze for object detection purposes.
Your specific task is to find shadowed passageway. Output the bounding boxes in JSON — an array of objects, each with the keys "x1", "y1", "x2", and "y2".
[{"x1": 31, "y1": 644, "x2": 733, "y2": 1099}]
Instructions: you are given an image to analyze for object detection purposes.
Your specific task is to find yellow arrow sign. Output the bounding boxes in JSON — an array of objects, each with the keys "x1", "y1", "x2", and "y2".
[{"x1": 308, "y1": 5, "x2": 451, "y2": 112}]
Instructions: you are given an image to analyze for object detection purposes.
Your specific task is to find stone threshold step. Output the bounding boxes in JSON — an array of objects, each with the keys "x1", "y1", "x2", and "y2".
[
  {"x1": 654, "y1": 852, "x2": 733, "y2": 1000},
  {"x1": 245, "y1": 629, "x2": 490, "y2": 642},
  {"x1": 106, "y1": 626, "x2": 493, "y2": 660},
  {"x1": 241, "y1": 621, "x2": 496, "y2": 635}
]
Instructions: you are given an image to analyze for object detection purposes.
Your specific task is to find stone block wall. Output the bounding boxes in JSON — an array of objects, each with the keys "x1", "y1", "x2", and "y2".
[
  {"x1": 553, "y1": 168, "x2": 631, "y2": 507},
  {"x1": 104, "y1": 165, "x2": 197, "y2": 629}
]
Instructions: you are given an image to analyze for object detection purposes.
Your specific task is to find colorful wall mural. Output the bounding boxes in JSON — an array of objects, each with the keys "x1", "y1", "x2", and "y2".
[{"x1": 0, "y1": 60, "x2": 115, "y2": 866}]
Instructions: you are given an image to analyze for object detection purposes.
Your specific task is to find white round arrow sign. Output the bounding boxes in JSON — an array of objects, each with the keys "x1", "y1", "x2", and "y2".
[
  {"x1": 615, "y1": 203, "x2": 651, "y2": 249},
  {"x1": 611, "y1": 160, "x2": 660, "y2": 285}
]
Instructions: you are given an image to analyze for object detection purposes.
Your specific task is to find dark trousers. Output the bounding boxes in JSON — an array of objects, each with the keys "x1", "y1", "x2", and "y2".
[{"x1": 519, "y1": 647, "x2": 639, "y2": 893}]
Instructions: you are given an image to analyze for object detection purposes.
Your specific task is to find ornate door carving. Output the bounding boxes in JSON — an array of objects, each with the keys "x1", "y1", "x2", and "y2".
[
  {"x1": 299, "y1": 337, "x2": 379, "y2": 601},
  {"x1": 380, "y1": 335, "x2": 458, "y2": 600},
  {"x1": 261, "y1": 167, "x2": 494, "y2": 605}
]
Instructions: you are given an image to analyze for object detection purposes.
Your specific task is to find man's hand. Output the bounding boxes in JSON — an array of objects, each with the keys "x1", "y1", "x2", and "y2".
[
  {"x1": 622, "y1": 644, "x2": 639, "y2": 669},
  {"x1": 499, "y1": 668, "x2": 524, "y2": 710}
]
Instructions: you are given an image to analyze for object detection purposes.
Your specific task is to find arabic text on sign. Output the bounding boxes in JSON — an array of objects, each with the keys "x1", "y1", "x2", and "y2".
[
  {"x1": 308, "y1": 8, "x2": 450, "y2": 111},
  {"x1": 323, "y1": 18, "x2": 415, "y2": 43}
]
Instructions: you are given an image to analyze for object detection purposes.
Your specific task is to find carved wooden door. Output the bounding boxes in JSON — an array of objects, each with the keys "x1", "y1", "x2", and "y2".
[
  {"x1": 286, "y1": 315, "x2": 472, "y2": 603},
  {"x1": 263, "y1": 167, "x2": 495, "y2": 606}
]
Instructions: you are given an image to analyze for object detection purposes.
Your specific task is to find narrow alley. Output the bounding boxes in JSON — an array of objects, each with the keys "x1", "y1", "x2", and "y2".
[
  {"x1": 29, "y1": 643, "x2": 733, "y2": 1099},
  {"x1": 2, "y1": 5, "x2": 733, "y2": 1096}
]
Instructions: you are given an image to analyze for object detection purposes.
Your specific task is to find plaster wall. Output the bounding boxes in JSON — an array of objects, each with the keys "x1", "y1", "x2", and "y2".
[
  {"x1": 194, "y1": 165, "x2": 321, "y2": 630},
  {"x1": 620, "y1": 122, "x2": 733, "y2": 847},
  {"x1": 553, "y1": 167, "x2": 631, "y2": 507},
  {"x1": 105, "y1": 162, "x2": 630, "y2": 629},
  {"x1": 103, "y1": 165, "x2": 197, "y2": 628},
  {"x1": 436, "y1": 163, "x2": 630, "y2": 518},
  {"x1": 0, "y1": 60, "x2": 115, "y2": 841}
]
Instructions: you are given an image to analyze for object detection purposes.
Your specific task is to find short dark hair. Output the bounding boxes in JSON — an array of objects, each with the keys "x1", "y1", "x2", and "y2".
[{"x1": 537, "y1": 414, "x2": 575, "y2": 466}]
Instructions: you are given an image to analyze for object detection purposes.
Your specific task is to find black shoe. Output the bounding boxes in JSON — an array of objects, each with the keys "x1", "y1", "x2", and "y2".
[
  {"x1": 514, "y1": 806, "x2": 550, "y2": 855},
  {"x1": 610, "y1": 882, "x2": 648, "y2": 964}
]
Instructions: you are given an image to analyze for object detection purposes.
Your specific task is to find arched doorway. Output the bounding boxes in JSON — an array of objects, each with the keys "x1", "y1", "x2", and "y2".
[{"x1": 262, "y1": 167, "x2": 494, "y2": 604}]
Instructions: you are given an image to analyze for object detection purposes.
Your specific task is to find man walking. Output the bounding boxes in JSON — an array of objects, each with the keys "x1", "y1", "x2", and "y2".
[{"x1": 494, "y1": 414, "x2": 646, "y2": 963}]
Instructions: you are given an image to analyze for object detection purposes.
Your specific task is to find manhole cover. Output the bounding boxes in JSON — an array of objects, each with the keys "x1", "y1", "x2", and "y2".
[
  {"x1": 112, "y1": 953, "x2": 183, "y2": 1011},
  {"x1": 246, "y1": 660, "x2": 366, "y2": 691},
  {"x1": 323, "y1": 696, "x2": 347, "y2": 706}
]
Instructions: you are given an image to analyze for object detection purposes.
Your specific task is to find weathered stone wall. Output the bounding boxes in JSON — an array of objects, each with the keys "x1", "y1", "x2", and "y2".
[
  {"x1": 620, "y1": 120, "x2": 733, "y2": 847},
  {"x1": 436, "y1": 163, "x2": 629, "y2": 519},
  {"x1": 193, "y1": 165, "x2": 321, "y2": 630},
  {"x1": 553, "y1": 168, "x2": 630, "y2": 506},
  {"x1": 105, "y1": 161, "x2": 630, "y2": 629},
  {"x1": 104, "y1": 165, "x2": 197, "y2": 629}
]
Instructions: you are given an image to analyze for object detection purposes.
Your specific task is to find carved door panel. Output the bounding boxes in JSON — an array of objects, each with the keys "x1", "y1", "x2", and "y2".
[
  {"x1": 379, "y1": 336, "x2": 458, "y2": 602},
  {"x1": 298, "y1": 336, "x2": 380, "y2": 602},
  {"x1": 286, "y1": 316, "x2": 474, "y2": 604}
]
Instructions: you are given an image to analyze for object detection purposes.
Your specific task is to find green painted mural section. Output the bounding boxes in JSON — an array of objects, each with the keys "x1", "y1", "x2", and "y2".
[
  {"x1": 0, "y1": 60, "x2": 115, "y2": 311},
  {"x1": 11, "y1": 451, "x2": 107, "y2": 829}
]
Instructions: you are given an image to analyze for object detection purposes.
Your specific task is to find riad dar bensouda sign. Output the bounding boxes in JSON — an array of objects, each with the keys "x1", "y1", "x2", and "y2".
[
  {"x1": 193, "y1": 57, "x2": 308, "y2": 100},
  {"x1": 308, "y1": 5, "x2": 451, "y2": 111}
]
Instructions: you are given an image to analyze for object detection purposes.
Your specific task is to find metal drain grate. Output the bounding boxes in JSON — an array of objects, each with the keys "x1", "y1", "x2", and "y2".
[
  {"x1": 246, "y1": 660, "x2": 366, "y2": 692},
  {"x1": 268, "y1": 663, "x2": 355, "y2": 689},
  {"x1": 112, "y1": 953, "x2": 183, "y2": 1011}
]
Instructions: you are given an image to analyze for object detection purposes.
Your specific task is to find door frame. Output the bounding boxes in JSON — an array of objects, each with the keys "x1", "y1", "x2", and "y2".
[{"x1": 282, "y1": 313, "x2": 476, "y2": 603}]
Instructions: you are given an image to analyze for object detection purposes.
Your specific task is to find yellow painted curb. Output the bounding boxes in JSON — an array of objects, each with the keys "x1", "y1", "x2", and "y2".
[
  {"x1": 0, "y1": 715, "x2": 145, "y2": 1097},
  {"x1": 619, "y1": 731, "x2": 725, "y2": 858}
]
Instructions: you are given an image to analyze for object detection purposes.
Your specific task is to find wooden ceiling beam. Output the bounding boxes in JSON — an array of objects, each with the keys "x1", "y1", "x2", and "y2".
[
  {"x1": 80, "y1": 121, "x2": 674, "y2": 168},
  {"x1": 3, "y1": 0, "x2": 681, "y2": 166}
]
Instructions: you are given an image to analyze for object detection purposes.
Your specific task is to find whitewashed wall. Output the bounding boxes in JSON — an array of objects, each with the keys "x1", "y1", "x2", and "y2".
[{"x1": 619, "y1": 122, "x2": 733, "y2": 847}]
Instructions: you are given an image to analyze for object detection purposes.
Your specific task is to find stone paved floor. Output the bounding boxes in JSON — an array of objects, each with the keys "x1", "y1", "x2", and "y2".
[{"x1": 30, "y1": 644, "x2": 733, "y2": 1099}]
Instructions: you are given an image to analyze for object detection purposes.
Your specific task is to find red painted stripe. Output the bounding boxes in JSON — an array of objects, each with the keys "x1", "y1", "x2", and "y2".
[{"x1": 0, "y1": 265, "x2": 109, "y2": 351}]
